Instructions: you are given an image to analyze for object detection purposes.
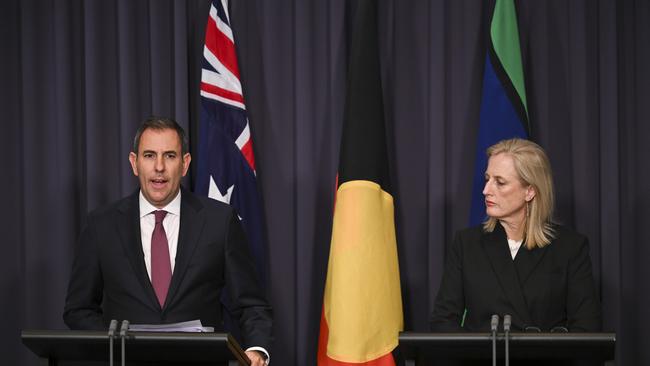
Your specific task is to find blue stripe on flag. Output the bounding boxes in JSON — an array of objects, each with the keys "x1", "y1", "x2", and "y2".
[{"x1": 469, "y1": 54, "x2": 528, "y2": 226}]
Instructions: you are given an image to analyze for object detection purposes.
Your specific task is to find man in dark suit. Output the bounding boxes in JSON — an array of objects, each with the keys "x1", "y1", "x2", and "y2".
[{"x1": 64, "y1": 117, "x2": 272, "y2": 366}]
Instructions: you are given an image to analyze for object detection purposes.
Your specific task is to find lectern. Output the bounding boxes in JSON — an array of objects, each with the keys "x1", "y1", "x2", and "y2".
[
  {"x1": 21, "y1": 329, "x2": 249, "y2": 366},
  {"x1": 399, "y1": 332, "x2": 615, "y2": 365}
]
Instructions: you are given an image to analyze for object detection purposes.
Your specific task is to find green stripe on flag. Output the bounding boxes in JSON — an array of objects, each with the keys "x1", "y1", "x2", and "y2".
[{"x1": 491, "y1": 0, "x2": 528, "y2": 116}]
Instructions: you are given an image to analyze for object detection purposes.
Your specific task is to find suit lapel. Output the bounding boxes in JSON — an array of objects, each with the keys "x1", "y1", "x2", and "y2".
[
  {"x1": 116, "y1": 191, "x2": 161, "y2": 311},
  {"x1": 513, "y1": 241, "x2": 548, "y2": 285},
  {"x1": 164, "y1": 190, "x2": 206, "y2": 309},
  {"x1": 481, "y1": 224, "x2": 533, "y2": 324}
]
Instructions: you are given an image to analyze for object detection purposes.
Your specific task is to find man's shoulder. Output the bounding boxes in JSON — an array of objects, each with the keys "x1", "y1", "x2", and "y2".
[
  {"x1": 87, "y1": 192, "x2": 137, "y2": 219},
  {"x1": 181, "y1": 189, "x2": 235, "y2": 216}
]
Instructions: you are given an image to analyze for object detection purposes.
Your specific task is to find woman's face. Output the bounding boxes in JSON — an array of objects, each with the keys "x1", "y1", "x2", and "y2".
[{"x1": 482, "y1": 153, "x2": 535, "y2": 224}]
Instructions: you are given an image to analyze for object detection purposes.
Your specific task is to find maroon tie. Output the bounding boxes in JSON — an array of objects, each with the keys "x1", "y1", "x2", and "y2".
[{"x1": 151, "y1": 210, "x2": 171, "y2": 307}]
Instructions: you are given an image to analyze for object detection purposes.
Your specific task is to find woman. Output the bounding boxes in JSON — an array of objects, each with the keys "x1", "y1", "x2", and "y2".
[{"x1": 430, "y1": 138, "x2": 601, "y2": 332}]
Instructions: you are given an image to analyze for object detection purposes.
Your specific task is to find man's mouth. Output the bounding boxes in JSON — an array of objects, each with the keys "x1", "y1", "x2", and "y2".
[
  {"x1": 485, "y1": 200, "x2": 496, "y2": 207},
  {"x1": 151, "y1": 178, "x2": 168, "y2": 188}
]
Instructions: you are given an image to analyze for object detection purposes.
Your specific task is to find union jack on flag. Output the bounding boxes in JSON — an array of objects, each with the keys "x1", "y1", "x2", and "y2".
[{"x1": 195, "y1": 0, "x2": 266, "y2": 280}]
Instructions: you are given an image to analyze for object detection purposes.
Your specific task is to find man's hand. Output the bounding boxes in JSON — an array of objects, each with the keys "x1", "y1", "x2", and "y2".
[{"x1": 244, "y1": 350, "x2": 267, "y2": 366}]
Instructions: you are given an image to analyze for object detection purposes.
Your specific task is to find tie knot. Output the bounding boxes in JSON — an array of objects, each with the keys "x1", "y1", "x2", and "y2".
[{"x1": 153, "y1": 210, "x2": 167, "y2": 224}]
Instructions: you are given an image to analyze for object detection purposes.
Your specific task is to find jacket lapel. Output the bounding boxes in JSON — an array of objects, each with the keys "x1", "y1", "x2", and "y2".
[
  {"x1": 164, "y1": 189, "x2": 206, "y2": 309},
  {"x1": 116, "y1": 191, "x2": 161, "y2": 311},
  {"x1": 481, "y1": 224, "x2": 533, "y2": 324},
  {"x1": 513, "y1": 241, "x2": 548, "y2": 285}
]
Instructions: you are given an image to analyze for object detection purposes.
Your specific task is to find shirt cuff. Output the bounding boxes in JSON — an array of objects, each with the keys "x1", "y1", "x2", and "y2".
[{"x1": 245, "y1": 346, "x2": 270, "y2": 365}]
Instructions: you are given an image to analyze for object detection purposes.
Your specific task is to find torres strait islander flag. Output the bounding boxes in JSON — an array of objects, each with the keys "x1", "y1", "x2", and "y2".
[
  {"x1": 195, "y1": 0, "x2": 266, "y2": 280},
  {"x1": 469, "y1": 0, "x2": 531, "y2": 225},
  {"x1": 318, "y1": 1, "x2": 403, "y2": 365}
]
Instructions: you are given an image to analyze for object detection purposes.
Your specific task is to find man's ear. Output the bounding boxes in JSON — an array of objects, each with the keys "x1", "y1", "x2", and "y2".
[
  {"x1": 129, "y1": 152, "x2": 139, "y2": 176},
  {"x1": 182, "y1": 153, "x2": 191, "y2": 177}
]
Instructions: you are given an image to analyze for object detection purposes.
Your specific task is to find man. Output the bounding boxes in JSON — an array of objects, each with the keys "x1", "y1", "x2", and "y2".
[{"x1": 64, "y1": 117, "x2": 272, "y2": 365}]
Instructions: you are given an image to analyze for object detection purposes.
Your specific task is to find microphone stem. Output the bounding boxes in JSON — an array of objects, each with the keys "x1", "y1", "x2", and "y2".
[
  {"x1": 108, "y1": 319, "x2": 117, "y2": 366},
  {"x1": 490, "y1": 314, "x2": 498, "y2": 366},
  {"x1": 505, "y1": 330, "x2": 509, "y2": 366},
  {"x1": 492, "y1": 331, "x2": 496, "y2": 366},
  {"x1": 503, "y1": 315, "x2": 511, "y2": 366}
]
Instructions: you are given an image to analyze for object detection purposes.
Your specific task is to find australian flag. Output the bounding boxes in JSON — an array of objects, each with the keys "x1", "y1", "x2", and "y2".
[{"x1": 195, "y1": 0, "x2": 266, "y2": 289}]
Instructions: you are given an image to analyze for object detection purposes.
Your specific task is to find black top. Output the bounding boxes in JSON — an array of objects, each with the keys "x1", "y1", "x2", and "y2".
[{"x1": 430, "y1": 223, "x2": 601, "y2": 332}]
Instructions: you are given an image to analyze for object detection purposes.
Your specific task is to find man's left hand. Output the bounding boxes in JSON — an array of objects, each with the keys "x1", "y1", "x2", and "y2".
[{"x1": 244, "y1": 350, "x2": 267, "y2": 366}]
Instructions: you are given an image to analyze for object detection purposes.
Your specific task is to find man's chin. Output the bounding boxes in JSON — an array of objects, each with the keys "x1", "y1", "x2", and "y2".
[{"x1": 144, "y1": 192, "x2": 171, "y2": 208}]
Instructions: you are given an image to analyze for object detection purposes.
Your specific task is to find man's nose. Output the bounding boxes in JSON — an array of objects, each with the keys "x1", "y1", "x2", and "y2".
[{"x1": 155, "y1": 156, "x2": 165, "y2": 171}]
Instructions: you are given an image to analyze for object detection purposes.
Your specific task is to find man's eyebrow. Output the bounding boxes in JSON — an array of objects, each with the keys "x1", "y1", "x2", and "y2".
[{"x1": 140, "y1": 150, "x2": 178, "y2": 155}]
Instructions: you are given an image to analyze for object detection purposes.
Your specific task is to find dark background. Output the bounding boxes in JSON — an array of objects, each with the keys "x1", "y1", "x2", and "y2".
[{"x1": 2, "y1": 0, "x2": 648, "y2": 365}]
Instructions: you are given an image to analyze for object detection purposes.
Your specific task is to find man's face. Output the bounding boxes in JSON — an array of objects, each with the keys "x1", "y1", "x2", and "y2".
[{"x1": 129, "y1": 128, "x2": 191, "y2": 208}]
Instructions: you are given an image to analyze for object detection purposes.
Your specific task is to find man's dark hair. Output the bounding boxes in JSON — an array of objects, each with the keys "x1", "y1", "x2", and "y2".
[{"x1": 132, "y1": 117, "x2": 189, "y2": 155}]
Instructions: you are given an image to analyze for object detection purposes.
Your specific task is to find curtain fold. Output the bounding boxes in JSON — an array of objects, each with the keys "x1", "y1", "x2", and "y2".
[{"x1": 2, "y1": 0, "x2": 648, "y2": 364}]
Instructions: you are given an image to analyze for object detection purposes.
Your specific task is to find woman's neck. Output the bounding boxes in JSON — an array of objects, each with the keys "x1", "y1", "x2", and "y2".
[{"x1": 500, "y1": 216, "x2": 526, "y2": 241}]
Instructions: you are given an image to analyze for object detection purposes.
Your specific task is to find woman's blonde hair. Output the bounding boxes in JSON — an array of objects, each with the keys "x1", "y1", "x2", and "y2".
[{"x1": 483, "y1": 138, "x2": 555, "y2": 249}]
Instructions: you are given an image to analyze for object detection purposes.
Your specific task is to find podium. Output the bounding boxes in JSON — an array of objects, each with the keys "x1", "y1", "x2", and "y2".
[
  {"x1": 21, "y1": 329, "x2": 250, "y2": 366},
  {"x1": 399, "y1": 332, "x2": 616, "y2": 365}
]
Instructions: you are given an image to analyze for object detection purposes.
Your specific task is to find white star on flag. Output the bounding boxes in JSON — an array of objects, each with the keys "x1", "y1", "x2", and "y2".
[{"x1": 208, "y1": 175, "x2": 234, "y2": 204}]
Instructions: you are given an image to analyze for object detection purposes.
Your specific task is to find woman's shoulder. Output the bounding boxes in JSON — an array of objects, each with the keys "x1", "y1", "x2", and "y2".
[
  {"x1": 548, "y1": 223, "x2": 589, "y2": 252},
  {"x1": 456, "y1": 224, "x2": 484, "y2": 235},
  {"x1": 550, "y1": 223, "x2": 586, "y2": 240},
  {"x1": 453, "y1": 225, "x2": 488, "y2": 243}
]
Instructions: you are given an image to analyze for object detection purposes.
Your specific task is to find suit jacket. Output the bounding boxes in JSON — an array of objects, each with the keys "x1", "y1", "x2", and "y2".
[
  {"x1": 430, "y1": 223, "x2": 601, "y2": 333},
  {"x1": 63, "y1": 188, "x2": 272, "y2": 350}
]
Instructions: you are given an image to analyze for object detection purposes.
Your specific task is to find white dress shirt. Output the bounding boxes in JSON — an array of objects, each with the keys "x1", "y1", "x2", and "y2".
[
  {"x1": 138, "y1": 191, "x2": 181, "y2": 279},
  {"x1": 507, "y1": 238, "x2": 523, "y2": 259}
]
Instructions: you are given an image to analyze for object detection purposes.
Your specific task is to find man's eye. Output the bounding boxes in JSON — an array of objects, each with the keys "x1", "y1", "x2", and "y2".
[
  {"x1": 166, "y1": 153, "x2": 177, "y2": 159},
  {"x1": 143, "y1": 153, "x2": 154, "y2": 158}
]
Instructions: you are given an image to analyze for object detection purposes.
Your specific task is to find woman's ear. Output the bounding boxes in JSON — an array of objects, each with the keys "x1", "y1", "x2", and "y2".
[{"x1": 525, "y1": 186, "x2": 536, "y2": 202}]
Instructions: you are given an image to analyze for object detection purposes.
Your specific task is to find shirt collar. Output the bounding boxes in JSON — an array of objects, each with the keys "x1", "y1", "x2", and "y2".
[{"x1": 138, "y1": 189, "x2": 182, "y2": 218}]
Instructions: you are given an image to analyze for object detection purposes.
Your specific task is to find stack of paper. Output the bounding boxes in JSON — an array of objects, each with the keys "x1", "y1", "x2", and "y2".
[{"x1": 129, "y1": 320, "x2": 214, "y2": 333}]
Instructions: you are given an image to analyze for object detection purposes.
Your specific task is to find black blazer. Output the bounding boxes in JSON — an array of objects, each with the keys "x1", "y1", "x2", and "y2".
[
  {"x1": 430, "y1": 223, "x2": 601, "y2": 332},
  {"x1": 63, "y1": 189, "x2": 272, "y2": 350}
]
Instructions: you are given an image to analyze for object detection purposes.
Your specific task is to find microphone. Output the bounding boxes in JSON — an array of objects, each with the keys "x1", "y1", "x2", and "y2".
[
  {"x1": 503, "y1": 315, "x2": 512, "y2": 366},
  {"x1": 490, "y1": 315, "x2": 499, "y2": 366},
  {"x1": 108, "y1": 319, "x2": 118, "y2": 337},
  {"x1": 108, "y1": 320, "x2": 118, "y2": 366},
  {"x1": 119, "y1": 320, "x2": 130, "y2": 366}
]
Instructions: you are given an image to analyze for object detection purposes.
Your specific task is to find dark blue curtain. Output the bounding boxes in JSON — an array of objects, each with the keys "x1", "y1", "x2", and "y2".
[{"x1": 2, "y1": 0, "x2": 648, "y2": 365}]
